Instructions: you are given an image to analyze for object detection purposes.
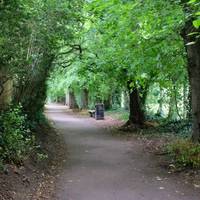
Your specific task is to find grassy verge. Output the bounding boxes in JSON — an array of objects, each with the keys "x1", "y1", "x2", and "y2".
[{"x1": 106, "y1": 109, "x2": 129, "y2": 121}]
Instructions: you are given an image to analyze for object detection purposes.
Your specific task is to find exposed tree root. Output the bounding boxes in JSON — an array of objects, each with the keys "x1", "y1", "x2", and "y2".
[
  {"x1": 119, "y1": 120, "x2": 143, "y2": 132},
  {"x1": 119, "y1": 120, "x2": 159, "y2": 132}
]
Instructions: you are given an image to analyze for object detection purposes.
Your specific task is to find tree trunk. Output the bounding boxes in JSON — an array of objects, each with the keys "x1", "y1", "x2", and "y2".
[
  {"x1": 127, "y1": 83, "x2": 144, "y2": 125},
  {"x1": 157, "y1": 85, "x2": 164, "y2": 116},
  {"x1": 121, "y1": 90, "x2": 129, "y2": 110},
  {"x1": 0, "y1": 69, "x2": 13, "y2": 110},
  {"x1": 186, "y1": 85, "x2": 192, "y2": 120},
  {"x1": 82, "y1": 89, "x2": 89, "y2": 109},
  {"x1": 182, "y1": 21, "x2": 200, "y2": 142},
  {"x1": 69, "y1": 90, "x2": 79, "y2": 109},
  {"x1": 183, "y1": 80, "x2": 191, "y2": 120},
  {"x1": 167, "y1": 90, "x2": 177, "y2": 120},
  {"x1": 104, "y1": 95, "x2": 112, "y2": 110}
]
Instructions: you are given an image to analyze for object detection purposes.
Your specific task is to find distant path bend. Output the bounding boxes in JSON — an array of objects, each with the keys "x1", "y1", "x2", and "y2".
[{"x1": 46, "y1": 104, "x2": 200, "y2": 200}]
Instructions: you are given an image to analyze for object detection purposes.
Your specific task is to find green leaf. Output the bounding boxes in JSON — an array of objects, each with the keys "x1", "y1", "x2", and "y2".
[
  {"x1": 193, "y1": 19, "x2": 200, "y2": 28},
  {"x1": 188, "y1": 0, "x2": 197, "y2": 4}
]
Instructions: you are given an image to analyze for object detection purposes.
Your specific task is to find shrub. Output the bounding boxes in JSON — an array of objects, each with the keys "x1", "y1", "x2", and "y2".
[
  {"x1": 0, "y1": 105, "x2": 35, "y2": 164},
  {"x1": 167, "y1": 139, "x2": 200, "y2": 168}
]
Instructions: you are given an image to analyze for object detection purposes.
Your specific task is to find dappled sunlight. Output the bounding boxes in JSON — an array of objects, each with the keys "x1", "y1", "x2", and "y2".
[
  {"x1": 45, "y1": 104, "x2": 81, "y2": 123},
  {"x1": 45, "y1": 103, "x2": 69, "y2": 112}
]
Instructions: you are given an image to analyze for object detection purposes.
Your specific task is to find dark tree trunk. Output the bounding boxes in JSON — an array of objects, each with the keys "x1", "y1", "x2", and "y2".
[
  {"x1": 104, "y1": 95, "x2": 112, "y2": 110},
  {"x1": 69, "y1": 90, "x2": 79, "y2": 109},
  {"x1": 82, "y1": 89, "x2": 89, "y2": 109},
  {"x1": 182, "y1": 21, "x2": 200, "y2": 142},
  {"x1": 127, "y1": 83, "x2": 144, "y2": 125},
  {"x1": 186, "y1": 85, "x2": 192, "y2": 120}
]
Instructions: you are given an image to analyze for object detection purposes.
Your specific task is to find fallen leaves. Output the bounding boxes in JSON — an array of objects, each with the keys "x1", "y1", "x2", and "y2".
[
  {"x1": 156, "y1": 176, "x2": 162, "y2": 181},
  {"x1": 194, "y1": 184, "x2": 200, "y2": 188}
]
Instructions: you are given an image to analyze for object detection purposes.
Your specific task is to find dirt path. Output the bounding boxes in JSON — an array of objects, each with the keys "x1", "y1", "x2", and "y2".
[{"x1": 46, "y1": 104, "x2": 200, "y2": 200}]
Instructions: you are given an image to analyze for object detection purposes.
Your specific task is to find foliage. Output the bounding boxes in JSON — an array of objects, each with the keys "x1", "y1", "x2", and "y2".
[
  {"x1": 85, "y1": 0, "x2": 186, "y2": 87},
  {"x1": 0, "y1": 0, "x2": 84, "y2": 166},
  {"x1": 0, "y1": 105, "x2": 35, "y2": 164},
  {"x1": 47, "y1": 0, "x2": 188, "y2": 116},
  {"x1": 167, "y1": 139, "x2": 200, "y2": 168},
  {"x1": 157, "y1": 120, "x2": 192, "y2": 136},
  {"x1": 0, "y1": 0, "x2": 83, "y2": 119},
  {"x1": 188, "y1": 0, "x2": 200, "y2": 29}
]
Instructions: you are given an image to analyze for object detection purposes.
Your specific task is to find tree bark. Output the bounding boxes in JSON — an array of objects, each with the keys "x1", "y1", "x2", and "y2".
[
  {"x1": 182, "y1": 21, "x2": 200, "y2": 142},
  {"x1": 104, "y1": 95, "x2": 112, "y2": 110},
  {"x1": 186, "y1": 84, "x2": 192, "y2": 120},
  {"x1": 82, "y1": 89, "x2": 89, "y2": 109},
  {"x1": 127, "y1": 83, "x2": 144, "y2": 125},
  {"x1": 157, "y1": 85, "x2": 164, "y2": 116},
  {"x1": 121, "y1": 90, "x2": 129, "y2": 110},
  {"x1": 0, "y1": 69, "x2": 12, "y2": 110},
  {"x1": 167, "y1": 90, "x2": 177, "y2": 120},
  {"x1": 183, "y1": 80, "x2": 191, "y2": 119},
  {"x1": 69, "y1": 90, "x2": 79, "y2": 109}
]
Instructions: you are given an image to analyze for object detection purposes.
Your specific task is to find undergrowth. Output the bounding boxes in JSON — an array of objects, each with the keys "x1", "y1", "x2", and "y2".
[
  {"x1": 167, "y1": 139, "x2": 200, "y2": 169},
  {"x1": 106, "y1": 109, "x2": 129, "y2": 121},
  {"x1": 0, "y1": 104, "x2": 35, "y2": 165}
]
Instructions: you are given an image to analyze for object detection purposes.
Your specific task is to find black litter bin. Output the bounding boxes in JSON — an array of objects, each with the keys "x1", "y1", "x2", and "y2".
[{"x1": 95, "y1": 103, "x2": 104, "y2": 120}]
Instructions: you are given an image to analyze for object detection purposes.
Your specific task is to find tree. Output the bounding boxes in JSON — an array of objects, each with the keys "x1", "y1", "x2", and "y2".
[
  {"x1": 47, "y1": 0, "x2": 189, "y2": 130},
  {"x1": 180, "y1": 0, "x2": 200, "y2": 142},
  {"x1": 0, "y1": 0, "x2": 83, "y2": 119},
  {"x1": 83, "y1": 0, "x2": 186, "y2": 126}
]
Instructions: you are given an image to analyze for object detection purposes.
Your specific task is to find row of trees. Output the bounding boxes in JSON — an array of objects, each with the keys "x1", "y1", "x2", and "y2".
[
  {"x1": 0, "y1": 0, "x2": 83, "y2": 119},
  {"x1": 48, "y1": 0, "x2": 200, "y2": 141},
  {"x1": 0, "y1": 0, "x2": 87, "y2": 164},
  {"x1": 0, "y1": 0, "x2": 199, "y2": 142}
]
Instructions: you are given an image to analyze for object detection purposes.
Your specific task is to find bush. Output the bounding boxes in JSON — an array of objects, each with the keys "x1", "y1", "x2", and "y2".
[
  {"x1": 167, "y1": 139, "x2": 200, "y2": 168},
  {"x1": 0, "y1": 105, "x2": 35, "y2": 164}
]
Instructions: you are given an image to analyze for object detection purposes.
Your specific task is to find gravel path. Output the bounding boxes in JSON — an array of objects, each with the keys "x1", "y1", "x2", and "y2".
[{"x1": 46, "y1": 104, "x2": 200, "y2": 200}]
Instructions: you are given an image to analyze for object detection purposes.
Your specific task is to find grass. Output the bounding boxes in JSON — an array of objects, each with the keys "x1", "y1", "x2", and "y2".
[
  {"x1": 106, "y1": 109, "x2": 129, "y2": 121},
  {"x1": 167, "y1": 139, "x2": 200, "y2": 169}
]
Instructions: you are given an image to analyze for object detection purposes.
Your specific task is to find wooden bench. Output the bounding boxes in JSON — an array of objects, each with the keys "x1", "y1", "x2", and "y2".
[{"x1": 88, "y1": 110, "x2": 95, "y2": 118}]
